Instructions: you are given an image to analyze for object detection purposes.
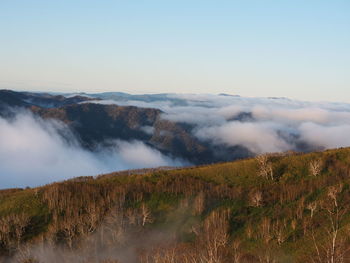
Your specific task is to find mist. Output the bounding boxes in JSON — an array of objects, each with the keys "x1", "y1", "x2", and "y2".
[
  {"x1": 0, "y1": 111, "x2": 183, "y2": 189},
  {"x1": 2, "y1": 93, "x2": 350, "y2": 188},
  {"x1": 87, "y1": 93, "x2": 350, "y2": 155}
]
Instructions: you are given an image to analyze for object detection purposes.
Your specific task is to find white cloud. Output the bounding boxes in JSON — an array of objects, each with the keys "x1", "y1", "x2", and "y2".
[
  {"x1": 196, "y1": 121, "x2": 291, "y2": 154},
  {"x1": 0, "y1": 112, "x2": 183, "y2": 188},
  {"x1": 78, "y1": 93, "x2": 350, "y2": 156},
  {"x1": 299, "y1": 122, "x2": 350, "y2": 149},
  {"x1": 113, "y1": 140, "x2": 183, "y2": 168},
  {"x1": 5, "y1": 92, "x2": 350, "y2": 188}
]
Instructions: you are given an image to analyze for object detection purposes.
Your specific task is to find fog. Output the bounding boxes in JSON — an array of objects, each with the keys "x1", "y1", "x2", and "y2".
[
  {"x1": 2, "y1": 93, "x2": 350, "y2": 188},
  {"x1": 0, "y1": 111, "x2": 183, "y2": 188},
  {"x1": 87, "y1": 93, "x2": 350, "y2": 154}
]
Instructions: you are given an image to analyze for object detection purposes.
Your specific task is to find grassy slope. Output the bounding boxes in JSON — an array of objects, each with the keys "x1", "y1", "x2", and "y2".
[{"x1": 1, "y1": 147, "x2": 350, "y2": 261}]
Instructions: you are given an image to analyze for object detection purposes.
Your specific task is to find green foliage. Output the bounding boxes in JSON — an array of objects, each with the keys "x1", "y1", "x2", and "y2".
[{"x1": 0, "y1": 189, "x2": 46, "y2": 217}]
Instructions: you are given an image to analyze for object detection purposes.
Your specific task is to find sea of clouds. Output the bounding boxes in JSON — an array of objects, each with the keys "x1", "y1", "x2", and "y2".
[
  {"x1": 2, "y1": 93, "x2": 350, "y2": 188},
  {"x1": 88, "y1": 93, "x2": 350, "y2": 154}
]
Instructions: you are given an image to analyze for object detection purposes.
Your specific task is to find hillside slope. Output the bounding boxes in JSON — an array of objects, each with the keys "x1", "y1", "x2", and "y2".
[
  {"x1": 1, "y1": 148, "x2": 350, "y2": 262},
  {"x1": 30, "y1": 103, "x2": 215, "y2": 164},
  {"x1": 0, "y1": 90, "x2": 251, "y2": 165}
]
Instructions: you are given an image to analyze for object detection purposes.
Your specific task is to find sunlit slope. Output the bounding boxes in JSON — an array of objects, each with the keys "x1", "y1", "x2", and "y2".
[{"x1": 1, "y1": 147, "x2": 350, "y2": 262}]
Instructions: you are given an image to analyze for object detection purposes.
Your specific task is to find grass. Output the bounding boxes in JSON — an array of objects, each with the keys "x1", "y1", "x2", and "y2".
[{"x1": 2, "y1": 147, "x2": 350, "y2": 261}]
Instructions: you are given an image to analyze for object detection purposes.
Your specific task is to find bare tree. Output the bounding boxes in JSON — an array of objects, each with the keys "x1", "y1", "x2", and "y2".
[
  {"x1": 198, "y1": 209, "x2": 230, "y2": 263},
  {"x1": 324, "y1": 184, "x2": 345, "y2": 263},
  {"x1": 311, "y1": 184, "x2": 348, "y2": 263},
  {"x1": 309, "y1": 159, "x2": 323, "y2": 177},
  {"x1": 273, "y1": 220, "x2": 288, "y2": 245},
  {"x1": 256, "y1": 155, "x2": 274, "y2": 180},
  {"x1": 141, "y1": 203, "x2": 153, "y2": 226},
  {"x1": 125, "y1": 208, "x2": 137, "y2": 225},
  {"x1": 307, "y1": 201, "x2": 318, "y2": 218},
  {"x1": 249, "y1": 190, "x2": 263, "y2": 207}
]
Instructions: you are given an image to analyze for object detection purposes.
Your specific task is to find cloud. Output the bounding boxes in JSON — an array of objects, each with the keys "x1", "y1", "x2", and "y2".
[
  {"x1": 4, "y1": 92, "x2": 349, "y2": 188},
  {"x1": 84, "y1": 93, "x2": 350, "y2": 155},
  {"x1": 195, "y1": 121, "x2": 291, "y2": 154},
  {"x1": 299, "y1": 122, "x2": 350, "y2": 149},
  {"x1": 140, "y1": 125, "x2": 154, "y2": 135},
  {"x1": 250, "y1": 106, "x2": 350, "y2": 125},
  {"x1": 0, "y1": 111, "x2": 183, "y2": 188},
  {"x1": 100, "y1": 140, "x2": 185, "y2": 169}
]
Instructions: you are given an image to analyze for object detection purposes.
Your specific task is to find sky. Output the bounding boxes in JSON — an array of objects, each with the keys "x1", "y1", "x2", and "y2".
[{"x1": 0, "y1": 0, "x2": 349, "y2": 102}]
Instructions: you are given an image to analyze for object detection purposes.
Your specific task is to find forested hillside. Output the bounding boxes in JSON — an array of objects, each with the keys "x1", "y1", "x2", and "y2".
[
  {"x1": 1, "y1": 148, "x2": 350, "y2": 262},
  {"x1": 0, "y1": 89, "x2": 249, "y2": 166}
]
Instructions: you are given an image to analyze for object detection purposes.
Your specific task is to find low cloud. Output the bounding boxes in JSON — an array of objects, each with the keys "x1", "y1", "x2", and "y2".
[
  {"x1": 0, "y1": 111, "x2": 183, "y2": 188},
  {"x1": 299, "y1": 122, "x2": 350, "y2": 149},
  {"x1": 195, "y1": 121, "x2": 291, "y2": 154},
  {"x1": 87, "y1": 93, "x2": 350, "y2": 155},
  {"x1": 3, "y1": 92, "x2": 350, "y2": 188}
]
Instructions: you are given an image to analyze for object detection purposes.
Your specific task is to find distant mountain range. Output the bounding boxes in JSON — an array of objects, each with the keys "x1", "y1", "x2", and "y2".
[{"x1": 0, "y1": 89, "x2": 251, "y2": 165}]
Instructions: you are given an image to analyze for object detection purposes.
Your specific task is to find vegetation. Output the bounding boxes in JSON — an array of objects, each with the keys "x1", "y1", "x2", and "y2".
[
  {"x1": 2, "y1": 147, "x2": 350, "y2": 262},
  {"x1": 0, "y1": 89, "x2": 250, "y2": 164}
]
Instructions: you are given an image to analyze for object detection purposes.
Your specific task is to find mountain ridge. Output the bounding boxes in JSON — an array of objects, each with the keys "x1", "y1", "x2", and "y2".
[{"x1": 0, "y1": 89, "x2": 252, "y2": 165}]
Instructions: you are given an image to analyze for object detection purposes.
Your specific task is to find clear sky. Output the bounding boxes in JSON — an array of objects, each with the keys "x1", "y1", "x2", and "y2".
[{"x1": 0, "y1": 0, "x2": 349, "y2": 102}]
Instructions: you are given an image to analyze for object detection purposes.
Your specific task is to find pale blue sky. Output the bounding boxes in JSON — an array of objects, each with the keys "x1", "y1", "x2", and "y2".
[{"x1": 0, "y1": 0, "x2": 349, "y2": 101}]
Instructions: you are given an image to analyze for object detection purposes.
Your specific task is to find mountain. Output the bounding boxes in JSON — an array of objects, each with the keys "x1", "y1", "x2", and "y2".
[
  {"x1": 0, "y1": 89, "x2": 251, "y2": 164},
  {"x1": 0, "y1": 89, "x2": 94, "y2": 109},
  {"x1": 1, "y1": 147, "x2": 350, "y2": 262}
]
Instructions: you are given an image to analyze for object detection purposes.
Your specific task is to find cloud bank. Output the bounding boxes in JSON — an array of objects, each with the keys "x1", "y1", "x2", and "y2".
[
  {"x1": 3, "y1": 92, "x2": 350, "y2": 188},
  {"x1": 87, "y1": 93, "x2": 350, "y2": 155},
  {"x1": 0, "y1": 111, "x2": 183, "y2": 188}
]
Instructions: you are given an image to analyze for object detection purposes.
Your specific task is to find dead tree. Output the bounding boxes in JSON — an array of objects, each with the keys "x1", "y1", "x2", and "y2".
[
  {"x1": 307, "y1": 201, "x2": 317, "y2": 218},
  {"x1": 309, "y1": 159, "x2": 323, "y2": 177},
  {"x1": 273, "y1": 220, "x2": 288, "y2": 245},
  {"x1": 256, "y1": 155, "x2": 274, "y2": 180},
  {"x1": 311, "y1": 184, "x2": 348, "y2": 263},
  {"x1": 198, "y1": 209, "x2": 230, "y2": 263},
  {"x1": 249, "y1": 190, "x2": 263, "y2": 207},
  {"x1": 126, "y1": 208, "x2": 137, "y2": 225},
  {"x1": 141, "y1": 203, "x2": 153, "y2": 226}
]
